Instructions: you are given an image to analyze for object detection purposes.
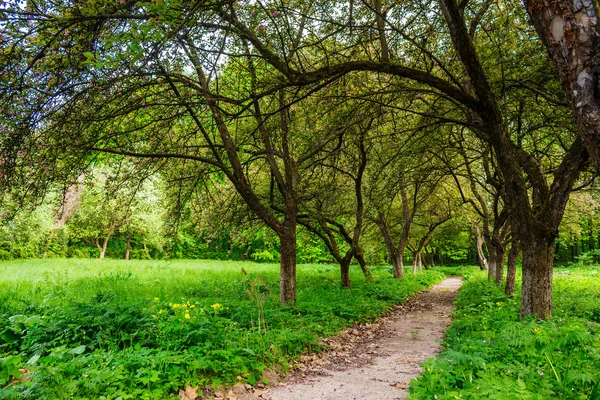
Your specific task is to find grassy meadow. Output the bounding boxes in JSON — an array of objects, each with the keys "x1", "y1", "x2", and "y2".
[
  {"x1": 0, "y1": 259, "x2": 449, "y2": 399},
  {"x1": 409, "y1": 265, "x2": 600, "y2": 400}
]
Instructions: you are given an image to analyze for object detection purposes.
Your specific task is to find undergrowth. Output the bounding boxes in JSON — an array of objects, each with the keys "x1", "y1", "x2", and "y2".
[
  {"x1": 0, "y1": 259, "x2": 447, "y2": 399},
  {"x1": 409, "y1": 267, "x2": 600, "y2": 399}
]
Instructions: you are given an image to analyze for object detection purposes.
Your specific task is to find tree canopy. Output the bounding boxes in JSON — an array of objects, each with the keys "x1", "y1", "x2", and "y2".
[{"x1": 1, "y1": 0, "x2": 599, "y2": 319}]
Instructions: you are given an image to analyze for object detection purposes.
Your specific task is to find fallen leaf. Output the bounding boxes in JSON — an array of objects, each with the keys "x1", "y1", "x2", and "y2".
[
  {"x1": 226, "y1": 390, "x2": 237, "y2": 400},
  {"x1": 390, "y1": 382, "x2": 407, "y2": 389},
  {"x1": 179, "y1": 385, "x2": 199, "y2": 400}
]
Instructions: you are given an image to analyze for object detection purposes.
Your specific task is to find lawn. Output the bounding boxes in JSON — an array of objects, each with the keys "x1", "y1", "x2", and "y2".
[
  {"x1": 0, "y1": 259, "x2": 448, "y2": 399},
  {"x1": 409, "y1": 265, "x2": 600, "y2": 399}
]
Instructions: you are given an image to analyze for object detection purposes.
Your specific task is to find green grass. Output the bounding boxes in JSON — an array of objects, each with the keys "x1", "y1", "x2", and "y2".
[
  {"x1": 0, "y1": 259, "x2": 449, "y2": 399},
  {"x1": 409, "y1": 265, "x2": 600, "y2": 400}
]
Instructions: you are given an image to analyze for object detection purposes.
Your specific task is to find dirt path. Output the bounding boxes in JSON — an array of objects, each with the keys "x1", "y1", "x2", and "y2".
[{"x1": 263, "y1": 277, "x2": 463, "y2": 400}]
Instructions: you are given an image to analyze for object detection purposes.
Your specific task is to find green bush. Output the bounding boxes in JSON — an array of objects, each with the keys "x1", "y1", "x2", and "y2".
[{"x1": 0, "y1": 249, "x2": 13, "y2": 260}]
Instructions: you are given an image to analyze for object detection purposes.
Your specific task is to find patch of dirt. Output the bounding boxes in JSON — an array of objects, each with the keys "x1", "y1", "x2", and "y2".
[{"x1": 262, "y1": 277, "x2": 463, "y2": 400}]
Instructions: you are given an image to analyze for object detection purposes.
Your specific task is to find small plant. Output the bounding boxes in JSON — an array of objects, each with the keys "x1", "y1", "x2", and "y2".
[
  {"x1": 242, "y1": 268, "x2": 271, "y2": 333},
  {"x1": 411, "y1": 329, "x2": 420, "y2": 340}
]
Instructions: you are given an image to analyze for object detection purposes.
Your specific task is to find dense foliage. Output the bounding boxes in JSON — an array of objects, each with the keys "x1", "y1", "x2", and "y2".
[
  {"x1": 0, "y1": 0, "x2": 599, "y2": 315},
  {"x1": 409, "y1": 267, "x2": 600, "y2": 399},
  {"x1": 0, "y1": 259, "x2": 445, "y2": 399}
]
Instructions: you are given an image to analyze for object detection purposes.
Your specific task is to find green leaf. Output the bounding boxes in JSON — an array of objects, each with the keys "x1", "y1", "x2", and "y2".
[
  {"x1": 24, "y1": 315, "x2": 41, "y2": 328},
  {"x1": 242, "y1": 348, "x2": 256, "y2": 356},
  {"x1": 67, "y1": 345, "x2": 86, "y2": 355},
  {"x1": 8, "y1": 314, "x2": 26, "y2": 324},
  {"x1": 27, "y1": 354, "x2": 40, "y2": 365}
]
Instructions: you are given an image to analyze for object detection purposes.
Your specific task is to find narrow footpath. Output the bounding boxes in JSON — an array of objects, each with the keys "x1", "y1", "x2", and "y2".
[{"x1": 264, "y1": 277, "x2": 463, "y2": 400}]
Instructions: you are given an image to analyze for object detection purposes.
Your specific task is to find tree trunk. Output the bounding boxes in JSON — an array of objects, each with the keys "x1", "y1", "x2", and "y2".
[
  {"x1": 375, "y1": 212, "x2": 408, "y2": 280},
  {"x1": 485, "y1": 239, "x2": 497, "y2": 280},
  {"x1": 143, "y1": 239, "x2": 150, "y2": 259},
  {"x1": 429, "y1": 249, "x2": 435, "y2": 268},
  {"x1": 354, "y1": 249, "x2": 373, "y2": 281},
  {"x1": 493, "y1": 240, "x2": 505, "y2": 285},
  {"x1": 525, "y1": 0, "x2": 600, "y2": 173},
  {"x1": 278, "y1": 218, "x2": 297, "y2": 305},
  {"x1": 474, "y1": 225, "x2": 488, "y2": 270},
  {"x1": 392, "y1": 250, "x2": 405, "y2": 279},
  {"x1": 505, "y1": 238, "x2": 520, "y2": 296},
  {"x1": 340, "y1": 258, "x2": 352, "y2": 289},
  {"x1": 417, "y1": 253, "x2": 423, "y2": 272},
  {"x1": 411, "y1": 255, "x2": 417, "y2": 274},
  {"x1": 421, "y1": 252, "x2": 431, "y2": 270},
  {"x1": 125, "y1": 235, "x2": 131, "y2": 260},
  {"x1": 99, "y1": 234, "x2": 111, "y2": 259},
  {"x1": 520, "y1": 238, "x2": 555, "y2": 319}
]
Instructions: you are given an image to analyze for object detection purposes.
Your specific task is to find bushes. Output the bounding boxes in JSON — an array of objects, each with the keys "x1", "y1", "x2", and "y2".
[{"x1": 409, "y1": 271, "x2": 600, "y2": 399}]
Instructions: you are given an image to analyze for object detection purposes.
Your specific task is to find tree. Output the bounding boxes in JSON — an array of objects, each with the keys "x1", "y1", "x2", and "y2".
[
  {"x1": 446, "y1": 132, "x2": 510, "y2": 283},
  {"x1": 68, "y1": 167, "x2": 139, "y2": 259},
  {"x1": 525, "y1": 0, "x2": 600, "y2": 172},
  {"x1": 407, "y1": 185, "x2": 458, "y2": 272},
  {"x1": 370, "y1": 149, "x2": 446, "y2": 278},
  {"x1": 215, "y1": 0, "x2": 588, "y2": 319},
  {"x1": 298, "y1": 122, "x2": 373, "y2": 287},
  {"x1": 118, "y1": 175, "x2": 166, "y2": 260}
]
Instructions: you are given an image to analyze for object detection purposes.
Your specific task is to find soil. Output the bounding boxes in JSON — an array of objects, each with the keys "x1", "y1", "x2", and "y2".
[{"x1": 262, "y1": 277, "x2": 463, "y2": 400}]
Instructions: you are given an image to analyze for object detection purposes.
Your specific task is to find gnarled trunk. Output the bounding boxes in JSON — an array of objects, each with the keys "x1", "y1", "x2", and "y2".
[
  {"x1": 94, "y1": 234, "x2": 112, "y2": 259},
  {"x1": 99, "y1": 236, "x2": 109, "y2": 259},
  {"x1": 525, "y1": 0, "x2": 600, "y2": 172}
]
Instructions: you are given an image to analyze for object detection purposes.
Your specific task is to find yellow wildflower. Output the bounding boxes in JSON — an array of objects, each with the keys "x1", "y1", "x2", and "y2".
[
  {"x1": 211, "y1": 303, "x2": 223, "y2": 311},
  {"x1": 184, "y1": 311, "x2": 191, "y2": 319}
]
